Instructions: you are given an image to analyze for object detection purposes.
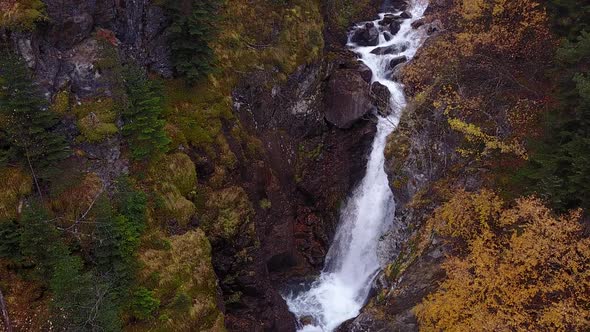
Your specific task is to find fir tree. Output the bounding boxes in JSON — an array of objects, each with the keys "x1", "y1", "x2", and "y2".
[
  {"x1": 516, "y1": 21, "x2": 590, "y2": 211},
  {"x1": 0, "y1": 220, "x2": 21, "y2": 260},
  {"x1": 93, "y1": 178, "x2": 149, "y2": 319},
  {"x1": 122, "y1": 65, "x2": 170, "y2": 161},
  {"x1": 18, "y1": 204, "x2": 120, "y2": 330},
  {"x1": 0, "y1": 52, "x2": 69, "y2": 177},
  {"x1": 164, "y1": 0, "x2": 223, "y2": 83},
  {"x1": 50, "y1": 253, "x2": 120, "y2": 331}
]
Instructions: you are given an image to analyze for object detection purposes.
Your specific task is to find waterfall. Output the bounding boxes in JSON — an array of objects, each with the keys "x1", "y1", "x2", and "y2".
[{"x1": 284, "y1": 1, "x2": 429, "y2": 331}]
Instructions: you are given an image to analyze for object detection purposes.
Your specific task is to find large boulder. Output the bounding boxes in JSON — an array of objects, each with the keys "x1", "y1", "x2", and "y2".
[
  {"x1": 381, "y1": 0, "x2": 410, "y2": 12},
  {"x1": 324, "y1": 70, "x2": 373, "y2": 129},
  {"x1": 370, "y1": 82, "x2": 392, "y2": 115},
  {"x1": 370, "y1": 42, "x2": 409, "y2": 55},
  {"x1": 390, "y1": 55, "x2": 408, "y2": 69},
  {"x1": 137, "y1": 230, "x2": 226, "y2": 331},
  {"x1": 400, "y1": 11, "x2": 413, "y2": 19},
  {"x1": 358, "y1": 62, "x2": 373, "y2": 83},
  {"x1": 351, "y1": 22, "x2": 380, "y2": 46},
  {"x1": 390, "y1": 20, "x2": 402, "y2": 35},
  {"x1": 379, "y1": 14, "x2": 396, "y2": 26},
  {"x1": 411, "y1": 18, "x2": 426, "y2": 29}
]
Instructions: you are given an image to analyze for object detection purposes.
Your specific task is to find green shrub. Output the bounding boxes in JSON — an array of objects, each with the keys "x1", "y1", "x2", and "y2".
[{"x1": 130, "y1": 287, "x2": 160, "y2": 320}]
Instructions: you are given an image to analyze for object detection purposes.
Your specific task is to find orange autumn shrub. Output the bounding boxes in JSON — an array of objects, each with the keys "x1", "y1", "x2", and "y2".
[{"x1": 416, "y1": 194, "x2": 590, "y2": 331}]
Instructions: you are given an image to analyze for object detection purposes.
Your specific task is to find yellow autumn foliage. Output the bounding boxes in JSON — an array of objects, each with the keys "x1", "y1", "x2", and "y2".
[
  {"x1": 431, "y1": 189, "x2": 504, "y2": 243},
  {"x1": 448, "y1": 118, "x2": 528, "y2": 159},
  {"x1": 416, "y1": 195, "x2": 590, "y2": 331}
]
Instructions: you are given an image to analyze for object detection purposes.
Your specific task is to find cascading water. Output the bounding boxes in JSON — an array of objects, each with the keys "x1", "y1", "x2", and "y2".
[{"x1": 284, "y1": 1, "x2": 429, "y2": 331}]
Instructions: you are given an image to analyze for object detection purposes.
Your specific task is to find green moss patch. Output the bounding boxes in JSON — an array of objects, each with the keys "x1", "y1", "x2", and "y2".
[
  {"x1": 72, "y1": 98, "x2": 119, "y2": 142},
  {"x1": 137, "y1": 229, "x2": 225, "y2": 331},
  {"x1": 150, "y1": 153, "x2": 197, "y2": 227},
  {"x1": 201, "y1": 186, "x2": 254, "y2": 241}
]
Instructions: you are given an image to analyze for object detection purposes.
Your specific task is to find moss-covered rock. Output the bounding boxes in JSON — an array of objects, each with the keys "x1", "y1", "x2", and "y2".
[
  {"x1": 150, "y1": 153, "x2": 197, "y2": 226},
  {"x1": 50, "y1": 89, "x2": 70, "y2": 114},
  {"x1": 160, "y1": 153, "x2": 197, "y2": 196},
  {"x1": 72, "y1": 97, "x2": 119, "y2": 143},
  {"x1": 202, "y1": 186, "x2": 254, "y2": 241},
  {"x1": 213, "y1": 0, "x2": 324, "y2": 87},
  {"x1": 157, "y1": 183, "x2": 196, "y2": 227},
  {"x1": 136, "y1": 229, "x2": 225, "y2": 331},
  {"x1": 215, "y1": 134, "x2": 237, "y2": 171}
]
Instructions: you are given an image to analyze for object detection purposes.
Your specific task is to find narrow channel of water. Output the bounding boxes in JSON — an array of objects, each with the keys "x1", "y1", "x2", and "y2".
[{"x1": 284, "y1": 2, "x2": 429, "y2": 331}]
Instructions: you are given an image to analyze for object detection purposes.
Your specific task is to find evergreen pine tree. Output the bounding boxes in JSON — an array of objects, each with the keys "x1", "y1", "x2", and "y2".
[
  {"x1": 18, "y1": 204, "x2": 61, "y2": 275},
  {"x1": 50, "y1": 253, "x2": 120, "y2": 331},
  {"x1": 164, "y1": 0, "x2": 223, "y2": 83},
  {"x1": 122, "y1": 65, "x2": 170, "y2": 161},
  {"x1": 93, "y1": 178, "x2": 148, "y2": 319},
  {"x1": 0, "y1": 220, "x2": 21, "y2": 260},
  {"x1": 0, "y1": 52, "x2": 69, "y2": 176},
  {"x1": 516, "y1": 8, "x2": 590, "y2": 211},
  {"x1": 18, "y1": 204, "x2": 120, "y2": 330}
]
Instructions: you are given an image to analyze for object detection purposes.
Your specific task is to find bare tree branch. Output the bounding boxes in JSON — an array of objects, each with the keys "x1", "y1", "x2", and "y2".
[{"x1": 0, "y1": 289, "x2": 13, "y2": 332}]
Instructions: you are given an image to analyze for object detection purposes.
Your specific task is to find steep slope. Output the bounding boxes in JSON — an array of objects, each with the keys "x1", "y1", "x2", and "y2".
[
  {"x1": 341, "y1": 0, "x2": 589, "y2": 331},
  {"x1": 0, "y1": 0, "x2": 388, "y2": 331}
]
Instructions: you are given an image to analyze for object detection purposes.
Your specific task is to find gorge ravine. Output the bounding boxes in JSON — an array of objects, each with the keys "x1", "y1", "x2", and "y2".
[{"x1": 283, "y1": 1, "x2": 429, "y2": 331}]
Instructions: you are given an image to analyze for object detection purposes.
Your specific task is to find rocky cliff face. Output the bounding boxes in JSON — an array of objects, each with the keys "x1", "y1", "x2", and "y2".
[
  {"x1": 2, "y1": 0, "x2": 391, "y2": 330},
  {"x1": 9, "y1": 0, "x2": 171, "y2": 97}
]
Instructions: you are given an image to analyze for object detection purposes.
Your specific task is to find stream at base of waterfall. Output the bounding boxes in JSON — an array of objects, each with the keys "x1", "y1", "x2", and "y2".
[{"x1": 283, "y1": 1, "x2": 429, "y2": 331}]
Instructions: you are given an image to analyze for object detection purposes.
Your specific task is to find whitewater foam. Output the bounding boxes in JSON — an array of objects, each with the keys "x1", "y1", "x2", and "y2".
[{"x1": 284, "y1": 2, "x2": 429, "y2": 331}]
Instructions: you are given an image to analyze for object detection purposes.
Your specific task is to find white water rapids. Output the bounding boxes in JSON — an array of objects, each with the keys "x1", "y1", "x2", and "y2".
[{"x1": 283, "y1": 1, "x2": 429, "y2": 331}]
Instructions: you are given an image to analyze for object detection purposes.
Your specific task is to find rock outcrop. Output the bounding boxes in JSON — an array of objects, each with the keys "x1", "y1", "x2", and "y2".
[
  {"x1": 351, "y1": 22, "x2": 380, "y2": 46},
  {"x1": 370, "y1": 81, "x2": 391, "y2": 115},
  {"x1": 324, "y1": 69, "x2": 374, "y2": 129},
  {"x1": 8, "y1": 0, "x2": 172, "y2": 97},
  {"x1": 228, "y1": 57, "x2": 379, "y2": 329}
]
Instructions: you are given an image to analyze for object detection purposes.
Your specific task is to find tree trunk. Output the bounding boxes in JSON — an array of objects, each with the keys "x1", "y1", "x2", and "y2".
[{"x1": 0, "y1": 289, "x2": 12, "y2": 332}]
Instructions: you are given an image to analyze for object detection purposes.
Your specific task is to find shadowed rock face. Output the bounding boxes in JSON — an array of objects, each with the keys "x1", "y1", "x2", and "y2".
[
  {"x1": 351, "y1": 22, "x2": 380, "y2": 46},
  {"x1": 324, "y1": 69, "x2": 374, "y2": 129},
  {"x1": 10, "y1": 0, "x2": 172, "y2": 97},
  {"x1": 370, "y1": 81, "x2": 392, "y2": 116},
  {"x1": 229, "y1": 53, "x2": 380, "y2": 330},
  {"x1": 381, "y1": 0, "x2": 410, "y2": 12}
]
